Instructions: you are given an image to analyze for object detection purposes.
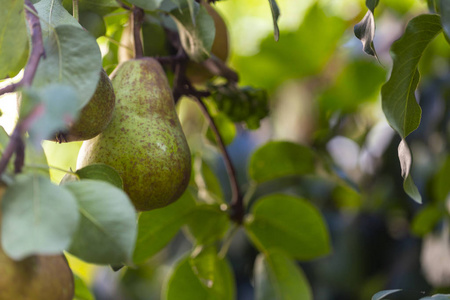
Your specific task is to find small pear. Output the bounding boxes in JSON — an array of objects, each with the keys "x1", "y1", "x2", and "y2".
[
  {"x1": 0, "y1": 186, "x2": 74, "y2": 300},
  {"x1": 52, "y1": 69, "x2": 115, "y2": 142},
  {"x1": 77, "y1": 58, "x2": 191, "y2": 211}
]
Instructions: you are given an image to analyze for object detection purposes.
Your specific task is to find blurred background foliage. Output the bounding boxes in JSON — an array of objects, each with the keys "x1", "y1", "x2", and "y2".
[{"x1": 3, "y1": 0, "x2": 450, "y2": 299}]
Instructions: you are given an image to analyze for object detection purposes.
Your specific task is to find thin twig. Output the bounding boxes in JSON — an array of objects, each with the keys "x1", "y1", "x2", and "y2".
[
  {"x1": 0, "y1": 0, "x2": 45, "y2": 97},
  {"x1": 132, "y1": 6, "x2": 144, "y2": 59},
  {"x1": 72, "y1": 0, "x2": 79, "y2": 21},
  {"x1": 188, "y1": 88, "x2": 244, "y2": 223},
  {"x1": 0, "y1": 0, "x2": 45, "y2": 175}
]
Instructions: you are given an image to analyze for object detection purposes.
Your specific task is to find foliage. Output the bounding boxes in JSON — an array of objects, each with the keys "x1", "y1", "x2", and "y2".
[{"x1": 1, "y1": 0, "x2": 450, "y2": 299}]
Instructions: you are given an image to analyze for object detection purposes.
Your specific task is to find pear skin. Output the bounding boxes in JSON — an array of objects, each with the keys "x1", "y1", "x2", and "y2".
[
  {"x1": 53, "y1": 69, "x2": 115, "y2": 142},
  {"x1": 77, "y1": 58, "x2": 191, "y2": 211}
]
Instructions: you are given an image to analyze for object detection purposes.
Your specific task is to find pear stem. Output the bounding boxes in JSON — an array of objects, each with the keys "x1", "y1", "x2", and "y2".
[
  {"x1": 190, "y1": 93, "x2": 244, "y2": 224},
  {"x1": 132, "y1": 6, "x2": 144, "y2": 59},
  {"x1": 0, "y1": 0, "x2": 45, "y2": 175}
]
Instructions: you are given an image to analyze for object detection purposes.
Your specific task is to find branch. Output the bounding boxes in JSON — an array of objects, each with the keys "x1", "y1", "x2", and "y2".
[
  {"x1": 0, "y1": 0, "x2": 45, "y2": 175},
  {"x1": 186, "y1": 85, "x2": 244, "y2": 223},
  {"x1": 0, "y1": 0, "x2": 45, "y2": 96},
  {"x1": 132, "y1": 6, "x2": 145, "y2": 59},
  {"x1": 116, "y1": 0, "x2": 131, "y2": 10}
]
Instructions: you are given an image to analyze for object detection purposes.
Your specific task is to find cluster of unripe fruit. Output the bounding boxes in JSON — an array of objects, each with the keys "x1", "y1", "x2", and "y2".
[{"x1": 1, "y1": 2, "x2": 229, "y2": 299}]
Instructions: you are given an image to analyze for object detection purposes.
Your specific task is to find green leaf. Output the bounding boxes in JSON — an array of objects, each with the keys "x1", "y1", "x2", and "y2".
[
  {"x1": 411, "y1": 205, "x2": 443, "y2": 236},
  {"x1": 244, "y1": 194, "x2": 331, "y2": 260},
  {"x1": 32, "y1": 25, "x2": 102, "y2": 108},
  {"x1": 35, "y1": 0, "x2": 82, "y2": 39},
  {"x1": 366, "y1": 0, "x2": 380, "y2": 12},
  {"x1": 254, "y1": 251, "x2": 312, "y2": 300},
  {"x1": 170, "y1": 2, "x2": 215, "y2": 62},
  {"x1": 184, "y1": 205, "x2": 230, "y2": 245},
  {"x1": 163, "y1": 252, "x2": 235, "y2": 300},
  {"x1": 73, "y1": 273, "x2": 94, "y2": 300},
  {"x1": 63, "y1": 180, "x2": 137, "y2": 265},
  {"x1": 1, "y1": 174, "x2": 79, "y2": 260},
  {"x1": 76, "y1": 164, "x2": 123, "y2": 189},
  {"x1": 127, "y1": 0, "x2": 163, "y2": 11},
  {"x1": 248, "y1": 141, "x2": 315, "y2": 183},
  {"x1": 398, "y1": 139, "x2": 422, "y2": 203},
  {"x1": 420, "y1": 295, "x2": 450, "y2": 300},
  {"x1": 372, "y1": 289, "x2": 402, "y2": 300},
  {"x1": 0, "y1": 0, "x2": 28, "y2": 79},
  {"x1": 268, "y1": 0, "x2": 280, "y2": 41},
  {"x1": 21, "y1": 84, "x2": 80, "y2": 146},
  {"x1": 199, "y1": 160, "x2": 224, "y2": 203},
  {"x1": 441, "y1": 0, "x2": 450, "y2": 41},
  {"x1": 62, "y1": 0, "x2": 118, "y2": 17},
  {"x1": 381, "y1": 14, "x2": 442, "y2": 138},
  {"x1": 133, "y1": 191, "x2": 196, "y2": 264},
  {"x1": 354, "y1": 9, "x2": 377, "y2": 57}
]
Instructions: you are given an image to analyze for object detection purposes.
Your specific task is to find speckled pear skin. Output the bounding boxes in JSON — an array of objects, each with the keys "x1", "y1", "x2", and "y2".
[
  {"x1": 77, "y1": 58, "x2": 191, "y2": 211},
  {"x1": 53, "y1": 69, "x2": 115, "y2": 142}
]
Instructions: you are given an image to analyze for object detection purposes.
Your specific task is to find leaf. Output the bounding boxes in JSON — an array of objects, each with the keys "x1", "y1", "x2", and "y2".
[
  {"x1": 32, "y1": 25, "x2": 102, "y2": 108},
  {"x1": 73, "y1": 273, "x2": 94, "y2": 300},
  {"x1": 63, "y1": 180, "x2": 137, "y2": 265},
  {"x1": 366, "y1": 0, "x2": 380, "y2": 12},
  {"x1": 254, "y1": 251, "x2": 312, "y2": 300},
  {"x1": 268, "y1": 0, "x2": 280, "y2": 41},
  {"x1": 441, "y1": 0, "x2": 450, "y2": 41},
  {"x1": 170, "y1": 2, "x2": 215, "y2": 62},
  {"x1": 372, "y1": 289, "x2": 402, "y2": 300},
  {"x1": 127, "y1": 0, "x2": 164, "y2": 11},
  {"x1": 133, "y1": 191, "x2": 196, "y2": 264},
  {"x1": 35, "y1": 0, "x2": 82, "y2": 39},
  {"x1": 1, "y1": 174, "x2": 79, "y2": 260},
  {"x1": 420, "y1": 295, "x2": 450, "y2": 300},
  {"x1": 354, "y1": 10, "x2": 378, "y2": 57},
  {"x1": 184, "y1": 205, "x2": 230, "y2": 245},
  {"x1": 62, "y1": 0, "x2": 118, "y2": 16},
  {"x1": 199, "y1": 160, "x2": 224, "y2": 203},
  {"x1": 21, "y1": 84, "x2": 80, "y2": 146},
  {"x1": 163, "y1": 252, "x2": 235, "y2": 300},
  {"x1": 189, "y1": 245, "x2": 218, "y2": 289},
  {"x1": 433, "y1": 155, "x2": 450, "y2": 202},
  {"x1": 248, "y1": 141, "x2": 315, "y2": 183},
  {"x1": 244, "y1": 194, "x2": 331, "y2": 260},
  {"x1": 398, "y1": 139, "x2": 422, "y2": 203},
  {"x1": 381, "y1": 14, "x2": 442, "y2": 138},
  {"x1": 0, "y1": 0, "x2": 29, "y2": 79},
  {"x1": 76, "y1": 164, "x2": 123, "y2": 189}
]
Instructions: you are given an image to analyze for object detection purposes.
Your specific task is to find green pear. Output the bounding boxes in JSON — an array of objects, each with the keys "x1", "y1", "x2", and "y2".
[
  {"x1": 52, "y1": 69, "x2": 116, "y2": 142},
  {"x1": 0, "y1": 187, "x2": 74, "y2": 300},
  {"x1": 77, "y1": 58, "x2": 191, "y2": 211}
]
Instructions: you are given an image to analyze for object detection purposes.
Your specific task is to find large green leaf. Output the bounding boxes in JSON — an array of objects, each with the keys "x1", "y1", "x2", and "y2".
[
  {"x1": 245, "y1": 194, "x2": 331, "y2": 260},
  {"x1": 441, "y1": 0, "x2": 450, "y2": 41},
  {"x1": 163, "y1": 252, "x2": 235, "y2": 300},
  {"x1": 170, "y1": 2, "x2": 215, "y2": 62},
  {"x1": 35, "y1": 0, "x2": 81, "y2": 39},
  {"x1": 411, "y1": 204, "x2": 443, "y2": 237},
  {"x1": 248, "y1": 141, "x2": 315, "y2": 183},
  {"x1": 133, "y1": 191, "x2": 196, "y2": 264},
  {"x1": 184, "y1": 204, "x2": 230, "y2": 245},
  {"x1": 63, "y1": 180, "x2": 137, "y2": 265},
  {"x1": 32, "y1": 25, "x2": 102, "y2": 108},
  {"x1": 1, "y1": 174, "x2": 79, "y2": 260},
  {"x1": 0, "y1": 0, "x2": 28, "y2": 79},
  {"x1": 75, "y1": 164, "x2": 123, "y2": 189},
  {"x1": 254, "y1": 251, "x2": 312, "y2": 300},
  {"x1": 62, "y1": 0, "x2": 118, "y2": 16},
  {"x1": 381, "y1": 14, "x2": 442, "y2": 139}
]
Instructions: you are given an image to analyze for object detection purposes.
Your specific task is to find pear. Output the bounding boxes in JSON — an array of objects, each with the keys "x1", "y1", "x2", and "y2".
[
  {"x1": 0, "y1": 186, "x2": 74, "y2": 300},
  {"x1": 77, "y1": 58, "x2": 191, "y2": 211},
  {"x1": 52, "y1": 69, "x2": 116, "y2": 142}
]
